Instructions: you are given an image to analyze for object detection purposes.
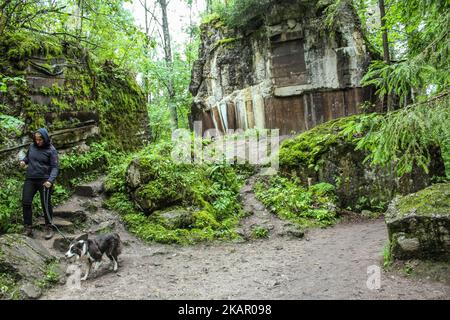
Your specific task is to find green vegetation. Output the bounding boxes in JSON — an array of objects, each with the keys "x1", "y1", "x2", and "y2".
[
  {"x1": 207, "y1": 0, "x2": 272, "y2": 29},
  {"x1": 279, "y1": 114, "x2": 378, "y2": 170},
  {"x1": 382, "y1": 242, "x2": 393, "y2": 269},
  {"x1": 215, "y1": 37, "x2": 238, "y2": 47},
  {"x1": 105, "y1": 194, "x2": 242, "y2": 245},
  {"x1": 35, "y1": 260, "x2": 60, "y2": 290},
  {"x1": 103, "y1": 140, "x2": 252, "y2": 245},
  {"x1": 0, "y1": 176, "x2": 29, "y2": 233},
  {"x1": 355, "y1": 96, "x2": 450, "y2": 178},
  {"x1": 355, "y1": 197, "x2": 386, "y2": 213},
  {"x1": 60, "y1": 142, "x2": 109, "y2": 172},
  {"x1": 0, "y1": 115, "x2": 24, "y2": 143},
  {"x1": 403, "y1": 262, "x2": 415, "y2": 276},
  {"x1": 0, "y1": 31, "x2": 62, "y2": 62},
  {"x1": 280, "y1": 102, "x2": 449, "y2": 180},
  {"x1": 360, "y1": 0, "x2": 449, "y2": 105},
  {"x1": 357, "y1": 0, "x2": 450, "y2": 178},
  {"x1": 254, "y1": 176, "x2": 337, "y2": 228},
  {"x1": 0, "y1": 272, "x2": 19, "y2": 300},
  {"x1": 251, "y1": 226, "x2": 269, "y2": 239},
  {"x1": 0, "y1": 27, "x2": 147, "y2": 143},
  {"x1": 0, "y1": 174, "x2": 70, "y2": 233}
]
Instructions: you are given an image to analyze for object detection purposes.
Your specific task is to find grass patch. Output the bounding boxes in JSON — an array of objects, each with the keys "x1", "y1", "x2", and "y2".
[
  {"x1": 0, "y1": 272, "x2": 19, "y2": 300},
  {"x1": 251, "y1": 226, "x2": 269, "y2": 239},
  {"x1": 383, "y1": 242, "x2": 393, "y2": 269},
  {"x1": 35, "y1": 260, "x2": 60, "y2": 290}
]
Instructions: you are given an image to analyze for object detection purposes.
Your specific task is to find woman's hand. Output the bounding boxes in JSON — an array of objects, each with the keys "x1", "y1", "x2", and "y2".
[
  {"x1": 19, "y1": 160, "x2": 26, "y2": 168},
  {"x1": 43, "y1": 181, "x2": 52, "y2": 188}
]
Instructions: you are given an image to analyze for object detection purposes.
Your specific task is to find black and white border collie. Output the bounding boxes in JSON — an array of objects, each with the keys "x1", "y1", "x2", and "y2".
[{"x1": 65, "y1": 233, "x2": 122, "y2": 281}]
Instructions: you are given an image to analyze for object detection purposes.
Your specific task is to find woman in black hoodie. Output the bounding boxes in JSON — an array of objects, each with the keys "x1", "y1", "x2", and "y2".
[{"x1": 20, "y1": 128, "x2": 59, "y2": 239}]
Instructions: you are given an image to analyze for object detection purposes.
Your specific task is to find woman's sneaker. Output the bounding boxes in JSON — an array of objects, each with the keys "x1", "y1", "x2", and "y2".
[{"x1": 44, "y1": 225, "x2": 54, "y2": 240}]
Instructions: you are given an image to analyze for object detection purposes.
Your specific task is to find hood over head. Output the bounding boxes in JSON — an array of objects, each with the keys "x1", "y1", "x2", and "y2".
[{"x1": 34, "y1": 128, "x2": 51, "y2": 147}]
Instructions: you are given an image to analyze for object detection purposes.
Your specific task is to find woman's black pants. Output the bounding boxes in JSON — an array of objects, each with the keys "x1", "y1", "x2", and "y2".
[{"x1": 22, "y1": 179, "x2": 53, "y2": 226}]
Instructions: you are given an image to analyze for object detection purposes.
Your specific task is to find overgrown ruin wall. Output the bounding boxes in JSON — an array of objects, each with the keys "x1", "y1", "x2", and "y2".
[
  {"x1": 189, "y1": 0, "x2": 378, "y2": 135},
  {"x1": 0, "y1": 32, "x2": 149, "y2": 171}
]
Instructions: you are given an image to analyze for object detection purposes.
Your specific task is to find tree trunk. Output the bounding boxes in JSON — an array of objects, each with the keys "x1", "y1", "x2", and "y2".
[
  {"x1": 159, "y1": 0, "x2": 178, "y2": 129},
  {"x1": 143, "y1": 0, "x2": 151, "y2": 104},
  {"x1": 378, "y1": 0, "x2": 392, "y2": 111},
  {"x1": 77, "y1": 0, "x2": 84, "y2": 38},
  {"x1": 378, "y1": 0, "x2": 390, "y2": 64},
  {"x1": 206, "y1": 0, "x2": 212, "y2": 14}
]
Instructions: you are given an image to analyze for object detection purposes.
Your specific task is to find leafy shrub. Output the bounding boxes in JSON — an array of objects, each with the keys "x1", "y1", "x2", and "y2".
[
  {"x1": 0, "y1": 177, "x2": 26, "y2": 233},
  {"x1": 354, "y1": 95, "x2": 450, "y2": 178},
  {"x1": 211, "y1": 0, "x2": 272, "y2": 29},
  {"x1": 0, "y1": 174, "x2": 70, "y2": 233},
  {"x1": 0, "y1": 114, "x2": 24, "y2": 145},
  {"x1": 60, "y1": 142, "x2": 109, "y2": 172},
  {"x1": 254, "y1": 175, "x2": 336, "y2": 228},
  {"x1": 251, "y1": 226, "x2": 269, "y2": 239},
  {"x1": 104, "y1": 139, "x2": 247, "y2": 244},
  {"x1": 35, "y1": 261, "x2": 60, "y2": 289},
  {"x1": 0, "y1": 272, "x2": 19, "y2": 300}
]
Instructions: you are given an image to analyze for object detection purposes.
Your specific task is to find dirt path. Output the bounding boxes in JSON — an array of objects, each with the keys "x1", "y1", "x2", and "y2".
[
  {"x1": 40, "y1": 177, "x2": 449, "y2": 300},
  {"x1": 237, "y1": 174, "x2": 285, "y2": 239},
  {"x1": 41, "y1": 218, "x2": 449, "y2": 300}
]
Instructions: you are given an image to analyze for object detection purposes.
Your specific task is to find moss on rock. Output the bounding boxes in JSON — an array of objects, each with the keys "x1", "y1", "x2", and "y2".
[
  {"x1": 279, "y1": 114, "x2": 365, "y2": 170},
  {"x1": 393, "y1": 183, "x2": 450, "y2": 218},
  {"x1": 385, "y1": 183, "x2": 450, "y2": 261},
  {"x1": 279, "y1": 114, "x2": 444, "y2": 212},
  {"x1": 104, "y1": 140, "x2": 247, "y2": 244}
]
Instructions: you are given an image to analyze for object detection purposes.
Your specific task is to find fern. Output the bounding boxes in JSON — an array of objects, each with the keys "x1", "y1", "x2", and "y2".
[{"x1": 355, "y1": 92, "x2": 450, "y2": 177}]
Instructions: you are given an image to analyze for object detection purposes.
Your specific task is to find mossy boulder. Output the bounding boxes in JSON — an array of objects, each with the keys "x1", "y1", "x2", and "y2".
[
  {"x1": 0, "y1": 234, "x2": 53, "y2": 279},
  {"x1": 385, "y1": 183, "x2": 450, "y2": 261},
  {"x1": 279, "y1": 115, "x2": 444, "y2": 211},
  {"x1": 0, "y1": 234, "x2": 62, "y2": 299},
  {"x1": 127, "y1": 150, "x2": 202, "y2": 213},
  {"x1": 112, "y1": 141, "x2": 245, "y2": 244}
]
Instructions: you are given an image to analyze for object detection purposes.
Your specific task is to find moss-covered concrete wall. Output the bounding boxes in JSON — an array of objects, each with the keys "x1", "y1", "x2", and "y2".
[{"x1": 0, "y1": 31, "x2": 149, "y2": 158}]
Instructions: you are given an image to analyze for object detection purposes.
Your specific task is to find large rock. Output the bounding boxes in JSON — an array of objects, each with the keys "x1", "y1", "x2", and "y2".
[
  {"x1": 385, "y1": 183, "x2": 450, "y2": 261},
  {"x1": 0, "y1": 234, "x2": 54, "y2": 280},
  {"x1": 316, "y1": 145, "x2": 442, "y2": 211},
  {"x1": 19, "y1": 283, "x2": 42, "y2": 300},
  {"x1": 124, "y1": 146, "x2": 201, "y2": 213},
  {"x1": 75, "y1": 177, "x2": 105, "y2": 197},
  {"x1": 0, "y1": 32, "x2": 150, "y2": 173},
  {"x1": 151, "y1": 209, "x2": 195, "y2": 230},
  {"x1": 126, "y1": 158, "x2": 142, "y2": 190}
]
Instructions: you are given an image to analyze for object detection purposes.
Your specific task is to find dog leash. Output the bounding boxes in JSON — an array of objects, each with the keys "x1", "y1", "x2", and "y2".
[{"x1": 43, "y1": 185, "x2": 69, "y2": 240}]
